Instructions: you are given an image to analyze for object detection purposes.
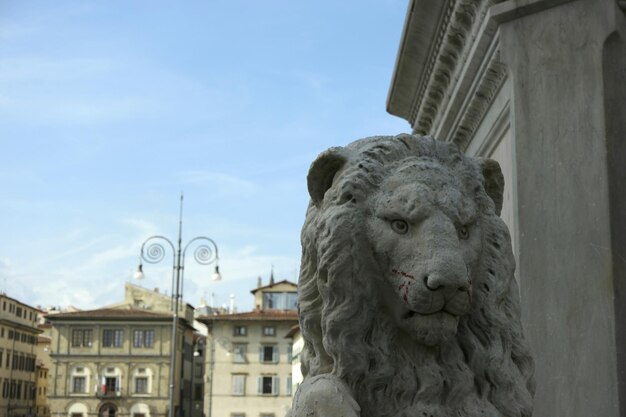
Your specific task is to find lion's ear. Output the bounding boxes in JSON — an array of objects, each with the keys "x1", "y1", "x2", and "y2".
[
  {"x1": 307, "y1": 147, "x2": 348, "y2": 206},
  {"x1": 479, "y1": 158, "x2": 504, "y2": 216}
]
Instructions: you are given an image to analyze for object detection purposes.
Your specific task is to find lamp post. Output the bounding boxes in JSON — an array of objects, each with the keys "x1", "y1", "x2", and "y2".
[{"x1": 134, "y1": 195, "x2": 220, "y2": 417}]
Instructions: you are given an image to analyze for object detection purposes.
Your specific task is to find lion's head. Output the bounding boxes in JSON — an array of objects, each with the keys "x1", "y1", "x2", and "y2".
[{"x1": 298, "y1": 135, "x2": 534, "y2": 417}]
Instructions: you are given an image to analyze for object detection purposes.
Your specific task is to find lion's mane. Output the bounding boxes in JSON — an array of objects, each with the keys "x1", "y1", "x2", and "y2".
[{"x1": 298, "y1": 134, "x2": 534, "y2": 417}]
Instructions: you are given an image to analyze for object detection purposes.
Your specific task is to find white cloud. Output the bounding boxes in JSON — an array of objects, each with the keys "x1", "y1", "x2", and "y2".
[
  {"x1": 0, "y1": 95, "x2": 163, "y2": 125},
  {"x1": 175, "y1": 171, "x2": 259, "y2": 195}
]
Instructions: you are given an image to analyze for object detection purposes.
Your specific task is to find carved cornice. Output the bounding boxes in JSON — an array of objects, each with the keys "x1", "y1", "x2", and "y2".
[
  {"x1": 410, "y1": 0, "x2": 506, "y2": 136},
  {"x1": 450, "y1": 51, "x2": 506, "y2": 149}
]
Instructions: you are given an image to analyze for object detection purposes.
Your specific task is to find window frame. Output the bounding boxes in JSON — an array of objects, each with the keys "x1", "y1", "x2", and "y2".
[
  {"x1": 133, "y1": 329, "x2": 155, "y2": 348},
  {"x1": 232, "y1": 374, "x2": 246, "y2": 396},
  {"x1": 71, "y1": 329, "x2": 93, "y2": 348},
  {"x1": 233, "y1": 326, "x2": 247, "y2": 337},
  {"x1": 233, "y1": 344, "x2": 247, "y2": 363},
  {"x1": 259, "y1": 345, "x2": 278, "y2": 363},
  {"x1": 102, "y1": 329, "x2": 123, "y2": 348},
  {"x1": 72, "y1": 376, "x2": 86, "y2": 394},
  {"x1": 257, "y1": 375, "x2": 279, "y2": 396},
  {"x1": 134, "y1": 376, "x2": 148, "y2": 394}
]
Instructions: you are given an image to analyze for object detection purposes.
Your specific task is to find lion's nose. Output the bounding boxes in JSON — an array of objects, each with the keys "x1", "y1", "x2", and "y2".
[{"x1": 423, "y1": 270, "x2": 470, "y2": 294}]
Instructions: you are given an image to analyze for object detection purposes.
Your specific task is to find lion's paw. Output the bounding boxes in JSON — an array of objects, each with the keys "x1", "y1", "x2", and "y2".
[{"x1": 290, "y1": 374, "x2": 360, "y2": 417}]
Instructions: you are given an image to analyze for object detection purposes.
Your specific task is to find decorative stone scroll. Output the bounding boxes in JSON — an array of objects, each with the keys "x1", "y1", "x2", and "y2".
[{"x1": 291, "y1": 134, "x2": 534, "y2": 417}]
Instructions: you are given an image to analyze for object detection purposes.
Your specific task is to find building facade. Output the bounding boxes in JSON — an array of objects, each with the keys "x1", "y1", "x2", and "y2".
[
  {"x1": 198, "y1": 280, "x2": 298, "y2": 417},
  {"x1": 0, "y1": 294, "x2": 41, "y2": 417},
  {"x1": 46, "y1": 285, "x2": 197, "y2": 417},
  {"x1": 387, "y1": 1, "x2": 626, "y2": 415},
  {"x1": 35, "y1": 332, "x2": 52, "y2": 417}
]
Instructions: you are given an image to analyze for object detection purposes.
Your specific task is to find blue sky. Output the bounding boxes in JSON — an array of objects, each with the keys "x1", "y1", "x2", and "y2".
[{"x1": 0, "y1": 1, "x2": 410, "y2": 312}]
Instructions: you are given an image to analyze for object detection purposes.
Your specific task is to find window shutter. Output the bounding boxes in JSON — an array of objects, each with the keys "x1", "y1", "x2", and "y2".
[
  {"x1": 272, "y1": 376, "x2": 279, "y2": 395},
  {"x1": 115, "y1": 377, "x2": 120, "y2": 394},
  {"x1": 257, "y1": 377, "x2": 262, "y2": 395},
  {"x1": 272, "y1": 346, "x2": 279, "y2": 363}
]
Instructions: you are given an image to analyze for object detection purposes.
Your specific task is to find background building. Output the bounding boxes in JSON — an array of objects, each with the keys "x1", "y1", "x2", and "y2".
[
  {"x1": 198, "y1": 278, "x2": 298, "y2": 417},
  {"x1": 284, "y1": 326, "x2": 301, "y2": 399},
  {"x1": 0, "y1": 294, "x2": 41, "y2": 417},
  {"x1": 46, "y1": 284, "x2": 197, "y2": 417},
  {"x1": 387, "y1": 0, "x2": 626, "y2": 416},
  {"x1": 35, "y1": 331, "x2": 52, "y2": 417}
]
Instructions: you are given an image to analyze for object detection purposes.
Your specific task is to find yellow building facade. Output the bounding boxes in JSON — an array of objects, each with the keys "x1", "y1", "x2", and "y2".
[
  {"x1": 199, "y1": 280, "x2": 298, "y2": 417},
  {"x1": 0, "y1": 294, "x2": 41, "y2": 417},
  {"x1": 46, "y1": 285, "x2": 197, "y2": 417}
]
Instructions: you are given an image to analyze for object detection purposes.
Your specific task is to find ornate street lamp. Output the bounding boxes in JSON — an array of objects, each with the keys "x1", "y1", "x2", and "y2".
[{"x1": 134, "y1": 194, "x2": 220, "y2": 417}]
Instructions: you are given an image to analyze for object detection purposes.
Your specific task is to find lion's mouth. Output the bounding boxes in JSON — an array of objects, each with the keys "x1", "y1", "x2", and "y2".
[{"x1": 403, "y1": 309, "x2": 455, "y2": 319}]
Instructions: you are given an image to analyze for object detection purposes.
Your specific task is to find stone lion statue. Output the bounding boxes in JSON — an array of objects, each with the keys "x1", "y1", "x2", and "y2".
[{"x1": 291, "y1": 135, "x2": 534, "y2": 417}]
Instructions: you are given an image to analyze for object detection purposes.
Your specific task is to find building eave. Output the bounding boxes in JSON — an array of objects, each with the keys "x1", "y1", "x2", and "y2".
[{"x1": 387, "y1": 0, "x2": 450, "y2": 122}]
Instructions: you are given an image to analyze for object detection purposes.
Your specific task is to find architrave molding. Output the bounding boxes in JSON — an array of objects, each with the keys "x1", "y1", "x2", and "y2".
[{"x1": 388, "y1": 0, "x2": 509, "y2": 149}]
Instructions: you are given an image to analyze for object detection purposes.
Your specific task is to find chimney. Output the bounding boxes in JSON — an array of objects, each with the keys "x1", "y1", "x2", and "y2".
[
  {"x1": 229, "y1": 294, "x2": 235, "y2": 314},
  {"x1": 257, "y1": 276, "x2": 262, "y2": 288},
  {"x1": 269, "y1": 265, "x2": 275, "y2": 286}
]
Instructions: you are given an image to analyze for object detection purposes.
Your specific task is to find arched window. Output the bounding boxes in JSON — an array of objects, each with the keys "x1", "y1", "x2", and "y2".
[
  {"x1": 129, "y1": 402, "x2": 151, "y2": 417},
  {"x1": 70, "y1": 366, "x2": 92, "y2": 395},
  {"x1": 98, "y1": 402, "x2": 117, "y2": 417},
  {"x1": 100, "y1": 367, "x2": 123, "y2": 397},
  {"x1": 132, "y1": 367, "x2": 153, "y2": 395},
  {"x1": 68, "y1": 401, "x2": 89, "y2": 417}
]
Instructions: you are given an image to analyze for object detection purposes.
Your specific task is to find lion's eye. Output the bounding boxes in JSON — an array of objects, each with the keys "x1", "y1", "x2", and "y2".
[
  {"x1": 458, "y1": 225, "x2": 469, "y2": 240},
  {"x1": 390, "y1": 219, "x2": 409, "y2": 234}
]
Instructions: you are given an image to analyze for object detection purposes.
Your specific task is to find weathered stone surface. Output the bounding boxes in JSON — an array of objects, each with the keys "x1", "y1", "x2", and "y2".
[{"x1": 292, "y1": 134, "x2": 534, "y2": 417}]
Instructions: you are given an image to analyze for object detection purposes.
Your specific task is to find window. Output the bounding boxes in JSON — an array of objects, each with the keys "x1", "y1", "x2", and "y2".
[
  {"x1": 104, "y1": 377, "x2": 118, "y2": 394},
  {"x1": 260, "y1": 414, "x2": 275, "y2": 417},
  {"x1": 233, "y1": 326, "x2": 247, "y2": 336},
  {"x1": 71, "y1": 413, "x2": 83, "y2": 417},
  {"x1": 257, "y1": 376, "x2": 279, "y2": 395},
  {"x1": 194, "y1": 362, "x2": 203, "y2": 377},
  {"x1": 287, "y1": 346, "x2": 293, "y2": 363},
  {"x1": 262, "y1": 326, "x2": 275, "y2": 337},
  {"x1": 102, "y1": 329, "x2": 123, "y2": 348},
  {"x1": 71, "y1": 329, "x2": 93, "y2": 347},
  {"x1": 233, "y1": 344, "x2": 247, "y2": 363},
  {"x1": 16, "y1": 307, "x2": 22, "y2": 317},
  {"x1": 262, "y1": 292, "x2": 297, "y2": 310},
  {"x1": 194, "y1": 383, "x2": 203, "y2": 401},
  {"x1": 133, "y1": 329, "x2": 155, "y2": 348},
  {"x1": 286, "y1": 375, "x2": 292, "y2": 396},
  {"x1": 72, "y1": 377, "x2": 85, "y2": 393},
  {"x1": 259, "y1": 345, "x2": 278, "y2": 363},
  {"x1": 231, "y1": 414, "x2": 245, "y2": 417},
  {"x1": 135, "y1": 377, "x2": 148, "y2": 394},
  {"x1": 232, "y1": 374, "x2": 246, "y2": 396}
]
